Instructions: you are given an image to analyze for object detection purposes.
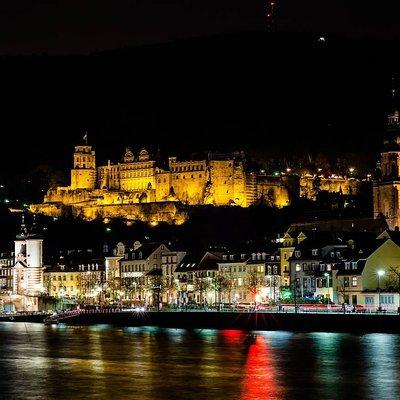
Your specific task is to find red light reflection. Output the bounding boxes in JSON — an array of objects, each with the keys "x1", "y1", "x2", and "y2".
[{"x1": 241, "y1": 335, "x2": 282, "y2": 400}]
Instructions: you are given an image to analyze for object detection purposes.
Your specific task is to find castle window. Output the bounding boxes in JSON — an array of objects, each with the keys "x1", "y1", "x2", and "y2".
[
  {"x1": 176, "y1": 176, "x2": 179, "y2": 180},
  {"x1": 164, "y1": 179, "x2": 166, "y2": 183},
  {"x1": 199, "y1": 174, "x2": 202, "y2": 178},
  {"x1": 191, "y1": 175, "x2": 194, "y2": 178},
  {"x1": 183, "y1": 176, "x2": 185, "y2": 179}
]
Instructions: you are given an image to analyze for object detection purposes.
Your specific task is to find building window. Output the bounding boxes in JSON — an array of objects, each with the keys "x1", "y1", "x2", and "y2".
[
  {"x1": 312, "y1": 249, "x2": 318, "y2": 256},
  {"x1": 343, "y1": 277, "x2": 350, "y2": 287},
  {"x1": 345, "y1": 262, "x2": 350, "y2": 270},
  {"x1": 352, "y1": 277, "x2": 357, "y2": 287},
  {"x1": 365, "y1": 296, "x2": 374, "y2": 305},
  {"x1": 352, "y1": 262, "x2": 357, "y2": 270},
  {"x1": 381, "y1": 295, "x2": 394, "y2": 305},
  {"x1": 295, "y1": 251, "x2": 301, "y2": 258}
]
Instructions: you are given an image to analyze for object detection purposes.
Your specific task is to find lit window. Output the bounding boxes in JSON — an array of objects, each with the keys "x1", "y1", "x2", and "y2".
[
  {"x1": 352, "y1": 277, "x2": 357, "y2": 287},
  {"x1": 365, "y1": 296, "x2": 374, "y2": 305}
]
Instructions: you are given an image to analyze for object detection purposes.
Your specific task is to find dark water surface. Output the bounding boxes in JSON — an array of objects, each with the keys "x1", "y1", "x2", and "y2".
[{"x1": 0, "y1": 323, "x2": 399, "y2": 399}]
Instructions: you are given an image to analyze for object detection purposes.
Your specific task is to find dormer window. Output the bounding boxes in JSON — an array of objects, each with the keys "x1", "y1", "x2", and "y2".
[
  {"x1": 312, "y1": 249, "x2": 318, "y2": 256},
  {"x1": 352, "y1": 262, "x2": 357, "y2": 270},
  {"x1": 330, "y1": 251, "x2": 335, "y2": 258},
  {"x1": 295, "y1": 251, "x2": 301, "y2": 258},
  {"x1": 345, "y1": 262, "x2": 350, "y2": 270},
  {"x1": 336, "y1": 252, "x2": 341, "y2": 258},
  {"x1": 223, "y1": 255, "x2": 227, "y2": 260},
  {"x1": 241, "y1": 254, "x2": 246, "y2": 260},
  {"x1": 229, "y1": 255, "x2": 234, "y2": 260}
]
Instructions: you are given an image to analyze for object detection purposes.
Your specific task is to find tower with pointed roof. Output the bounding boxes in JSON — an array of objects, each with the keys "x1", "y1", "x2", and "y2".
[
  {"x1": 13, "y1": 214, "x2": 44, "y2": 302},
  {"x1": 374, "y1": 79, "x2": 400, "y2": 230}
]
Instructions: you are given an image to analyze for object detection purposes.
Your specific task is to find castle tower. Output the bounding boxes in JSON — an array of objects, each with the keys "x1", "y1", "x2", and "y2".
[{"x1": 70, "y1": 140, "x2": 96, "y2": 189}]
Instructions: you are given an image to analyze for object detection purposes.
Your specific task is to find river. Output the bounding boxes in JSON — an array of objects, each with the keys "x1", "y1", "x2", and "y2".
[{"x1": 0, "y1": 323, "x2": 398, "y2": 399}]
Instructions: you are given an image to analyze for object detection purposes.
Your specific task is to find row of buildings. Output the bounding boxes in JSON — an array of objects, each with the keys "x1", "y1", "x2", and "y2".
[{"x1": 1, "y1": 216, "x2": 400, "y2": 311}]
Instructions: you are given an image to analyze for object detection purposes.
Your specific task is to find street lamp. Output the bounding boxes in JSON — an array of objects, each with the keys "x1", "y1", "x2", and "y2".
[
  {"x1": 324, "y1": 272, "x2": 330, "y2": 303},
  {"x1": 293, "y1": 264, "x2": 301, "y2": 313},
  {"x1": 377, "y1": 270, "x2": 385, "y2": 312}
]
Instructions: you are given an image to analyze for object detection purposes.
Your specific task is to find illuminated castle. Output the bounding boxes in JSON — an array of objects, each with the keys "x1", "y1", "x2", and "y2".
[{"x1": 30, "y1": 142, "x2": 294, "y2": 223}]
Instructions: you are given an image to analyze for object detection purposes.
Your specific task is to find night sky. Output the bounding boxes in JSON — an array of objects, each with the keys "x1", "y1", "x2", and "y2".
[{"x1": 2, "y1": 1, "x2": 400, "y2": 181}]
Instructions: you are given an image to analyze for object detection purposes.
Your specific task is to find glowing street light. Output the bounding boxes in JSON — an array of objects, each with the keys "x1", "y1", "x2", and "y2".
[
  {"x1": 377, "y1": 270, "x2": 385, "y2": 312},
  {"x1": 324, "y1": 272, "x2": 331, "y2": 302}
]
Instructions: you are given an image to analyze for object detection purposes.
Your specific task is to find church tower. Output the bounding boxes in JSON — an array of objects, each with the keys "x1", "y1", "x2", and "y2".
[
  {"x1": 13, "y1": 215, "x2": 44, "y2": 299},
  {"x1": 70, "y1": 139, "x2": 96, "y2": 189},
  {"x1": 373, "y1": 80, "x2": 400, "y2": 230}
]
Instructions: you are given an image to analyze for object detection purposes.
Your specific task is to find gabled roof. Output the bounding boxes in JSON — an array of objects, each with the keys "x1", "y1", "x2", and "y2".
[
  {"x1": 126, "y1": 242, "x2": 169, "y2": 260},
  {"x1": 377, "y1": 230, "x2": 400, "y2": 246},
  {"x1": 175, "y1": 251, "x2": 223, "y2": 273},
  {"x1": 336, "y1": 259, "x2": 367, "y2": 276}
]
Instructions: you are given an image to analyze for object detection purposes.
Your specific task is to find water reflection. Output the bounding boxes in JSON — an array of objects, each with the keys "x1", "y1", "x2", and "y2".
[
  {"x1": 241, "y1": 334, "x2": 282, "y2": 400},
  {"x1": 0, "y1": 324, "x2": 397, "y2": 399}
]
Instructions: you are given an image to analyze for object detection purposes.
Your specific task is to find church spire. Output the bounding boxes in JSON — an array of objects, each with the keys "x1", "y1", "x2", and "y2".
[
  {"x1": 16, "y1": 213, "x2": 28, "y2": 240},
  {"x1": 387, "y1": 75, "x2": 400, "y2": 130},
  {"x1": 28, "y1": 214, "x2": 41, "y2": 239}
]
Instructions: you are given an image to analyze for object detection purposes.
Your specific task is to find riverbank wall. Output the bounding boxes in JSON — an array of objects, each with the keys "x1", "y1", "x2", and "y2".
[{"x1": 57, "y1": 311, "x2": 400, "y2": 333}]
